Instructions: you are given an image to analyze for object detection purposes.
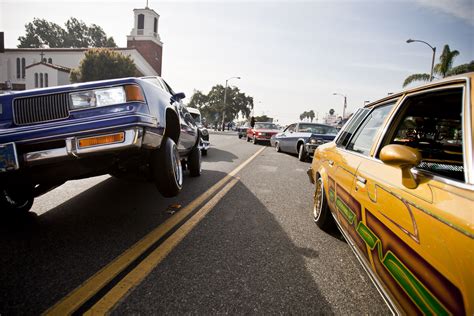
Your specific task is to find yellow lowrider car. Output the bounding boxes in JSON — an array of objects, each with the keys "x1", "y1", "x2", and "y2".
[{"x1": 308, "y1": 73, "x2": 473, "y2": 315}]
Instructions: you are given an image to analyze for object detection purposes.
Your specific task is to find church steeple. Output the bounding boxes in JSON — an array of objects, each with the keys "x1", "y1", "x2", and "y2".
[
  {"x1": 127, "y1": 5, "x2": 163, "y2": 76},
  {"x1": 127, "y1": 7, "x2": 162, "y2": 45}
]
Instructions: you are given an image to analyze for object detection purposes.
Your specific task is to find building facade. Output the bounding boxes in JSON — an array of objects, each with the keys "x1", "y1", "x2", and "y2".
[{"x1": 0, "y1": 6, "x2": 163, "y2": 91}]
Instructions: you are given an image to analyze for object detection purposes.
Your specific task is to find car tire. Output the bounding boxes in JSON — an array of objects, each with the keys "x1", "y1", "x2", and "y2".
[
  {"x1": 275, "y1": 142, "x2": 281, "y2": 152},
  {"x1": 298, "y1": 144, "x2": 308, "y2": 162},
  {"x1": 151, "y1": 137, "x2": 183, "y2": 197},
  {"x1": 238, "y1": 134, "x2": 242, "y2": 139},
  {"x1": 188, "y1": 145, "x2": 202, "y2": 177},
  {"x1": 0, "y1": 185, "x2": 34, "y2": 215},
  {"x1": 252, "y1": 136, "x2": 258, "y2": 145},
  {"x1": 246, "y1": 136, "x2": 250, "y2": 142},
  {"x1": 313, "y1": 176, "x2": 335, "y2": 232}
]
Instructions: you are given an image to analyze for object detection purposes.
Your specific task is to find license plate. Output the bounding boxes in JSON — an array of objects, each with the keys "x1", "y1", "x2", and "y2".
[{"x1": 0, "y1": 143, "x2": 19, "y2": 172}]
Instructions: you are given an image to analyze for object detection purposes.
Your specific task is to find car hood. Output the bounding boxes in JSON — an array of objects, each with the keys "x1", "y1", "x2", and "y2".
[
  {"x1": 254, "y1": 129, "x2": 279, "y2": 133},
  {"x1": 310, "y1": 133, "x2": 337, "y2": 141}
]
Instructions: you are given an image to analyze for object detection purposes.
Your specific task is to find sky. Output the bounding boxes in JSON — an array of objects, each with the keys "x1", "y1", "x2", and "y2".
[{"x1": 1, "y1": 0, "x2": 473, "y2": 124}]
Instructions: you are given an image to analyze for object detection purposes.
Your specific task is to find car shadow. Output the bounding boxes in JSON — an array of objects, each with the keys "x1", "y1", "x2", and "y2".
[
  {"x1": 114, "y1": 179, "x2": 334, "y2": 314},
  {"x1": 202, "y1": 148, "x2": 238, "y2": 163},
  {"x1": 0, "y1": 170, "x2": 227, "y2": 314}
]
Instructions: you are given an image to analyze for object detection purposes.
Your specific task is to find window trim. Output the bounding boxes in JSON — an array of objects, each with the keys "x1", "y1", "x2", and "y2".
[{"x1": 374, "y1": 83, "x2": 470, "y2": 185}]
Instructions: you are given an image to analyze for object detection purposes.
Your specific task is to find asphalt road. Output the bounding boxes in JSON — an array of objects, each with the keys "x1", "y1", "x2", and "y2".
[{"x1": 0, "y1": 132, "x2": 390, "y2": 315}]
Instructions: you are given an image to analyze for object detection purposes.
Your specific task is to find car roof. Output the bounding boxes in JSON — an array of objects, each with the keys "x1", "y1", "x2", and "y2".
[{"x1": 364, "y1": 72, "x2": 473, "y2": 108}]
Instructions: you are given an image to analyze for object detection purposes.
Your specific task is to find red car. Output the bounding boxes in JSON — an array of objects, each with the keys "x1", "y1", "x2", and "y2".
[{"x1": 246, "y1": 122, "x2": 280, "y2": 144}]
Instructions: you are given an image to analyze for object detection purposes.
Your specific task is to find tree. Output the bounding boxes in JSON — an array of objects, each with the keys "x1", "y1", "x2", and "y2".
[
  {"x1": 329, "y1": 109, "x2": 335, "y2": 116},
  {"x1": 447, "y1": 61, "x2": 474, "y2": 76},
  {"x1": 403, "y1": 44, "x2": 460, "y2": 87},
  {"x1": 18, "y1": 17, "x2": 117, "y2": 48},
  {"x1": 70, "y1": 48, "x2": 139, "y2": 83},
  {"x1": 299, "y1": 111, "x2": 308, "y2": 121},
  {"x1": 308, "y1": 110, "x2": 315, "y2": 122},
  {"x1": 254, "y1": 115, "x2": 272, "y2": 122},
  {"x1": 187, "y1": 85, "x2": 254, "y2": 129}
]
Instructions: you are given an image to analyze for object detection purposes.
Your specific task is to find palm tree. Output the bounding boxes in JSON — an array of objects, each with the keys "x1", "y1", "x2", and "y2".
[
  {"x1": 403, "y1": 44, "x2": 460, "y2": 87},
  {"x1": 308, "y1": 110, "x2": 315, "y2": 122}
]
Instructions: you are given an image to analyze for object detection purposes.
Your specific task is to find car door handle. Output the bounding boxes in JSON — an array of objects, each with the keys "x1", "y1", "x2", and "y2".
[
  {"x1": 328, "y1": 160, "x2": 334, "y2": 166},
  {"x1": 356, "y1": 176, "x2": 367, "y2": 185}
]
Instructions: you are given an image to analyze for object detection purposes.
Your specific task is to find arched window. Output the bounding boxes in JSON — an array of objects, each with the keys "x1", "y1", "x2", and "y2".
[
  {"x1": 16, "y1": 58, "x2": 21, "y2": 79},
  {"x1": 45, "y1": 73, "x2": 49, "y2": 87},
  {"x1": 154, "y1": 18, "x2": 157, "y2": 33},
  {"x1": 138, "y1": 14, "x2": 145, "y2": 29},
  {"x1": 40, "y1": 73, "x2": 44, "y2": 88},
  {"x1": 35, "y1": 73, "x2": 39, "y2": 88},
  {"x1": 21, "y1": 58, "x2": 26, "y2": 79},
  {"x1": 48, "y1": 58, "x2": 52, "y2": 64}
]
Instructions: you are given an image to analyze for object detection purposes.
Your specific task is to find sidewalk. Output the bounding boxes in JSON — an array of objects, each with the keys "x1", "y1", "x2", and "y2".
[{"x1": 209, "y1": 130, "x2": 238, "y2": 136}]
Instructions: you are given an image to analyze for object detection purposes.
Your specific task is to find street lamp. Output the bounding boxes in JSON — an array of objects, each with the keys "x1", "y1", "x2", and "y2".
[
  {"x1": 332, "y1": 92, "x2": 347, "y2": 118},
  {"x1": 221, "y1": 76, "x2": 241, "y2": 130},
  {"x1": 406, "y1": 38, "x2": 436, "y2": 81}
]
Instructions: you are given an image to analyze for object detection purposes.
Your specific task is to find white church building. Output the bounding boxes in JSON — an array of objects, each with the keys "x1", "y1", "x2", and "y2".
[{"x1": 0, "y1": 6, "x2": 163, "y2": 91}]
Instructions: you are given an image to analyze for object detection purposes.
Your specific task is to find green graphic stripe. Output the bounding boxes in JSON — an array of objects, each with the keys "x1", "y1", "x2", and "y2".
[
  {"x1": 329, "y1": 189, "x2": 335, "y2": 203},
  {"x1": 355, "y1": 222, "x2": 448, "y2": 315},
  {"x1": 357, "y1": 223, "x2": 377, "y2": 249},
  {"x1": 384, "y1": 252, "x2": 449, "y2": 316},
  {"x1": 336, "y1": 197, "x2": 355, "y2": 224}
]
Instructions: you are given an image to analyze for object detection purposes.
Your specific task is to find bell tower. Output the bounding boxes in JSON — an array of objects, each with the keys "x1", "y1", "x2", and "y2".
[{"x1": 127, "y1": 6, "x2": 163, "y2": 75}]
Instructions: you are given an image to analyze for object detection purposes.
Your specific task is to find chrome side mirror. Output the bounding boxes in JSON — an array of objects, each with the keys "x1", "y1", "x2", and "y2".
[{"x1": 380, "y1": 144, "x2": 421, "y2": 189}]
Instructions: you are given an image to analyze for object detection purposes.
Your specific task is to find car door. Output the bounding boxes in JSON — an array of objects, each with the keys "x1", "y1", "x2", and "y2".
[
  {"x1": 327, "y1": 103, "x2": 395, "y2": 264},
  {"x1": 161, "y1": 79, "x2": 196, "y2": 152},
  {"x1": 351, "y1": 84, "x2": 472, "y2": 315},
  {"x1": 177, "y1": 104, "x2": 197, "y2": 152},
  {"x1": 280, "y1": 124, "x2": 296, "y2": 152}
]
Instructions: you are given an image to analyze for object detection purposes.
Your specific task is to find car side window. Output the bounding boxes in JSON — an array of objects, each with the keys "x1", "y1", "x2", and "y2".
[
  {"x1": 285, "y1": 124, "x2": 296, "y2": 133},
  {"x1": 181, "y1": 106, "x2": 196, "y2": 126},
  {"x1": 346, "y1": 103, "x2": 395, "y2": 156},
  {"x1": 335, "y1": 108, "x2": 370, "y2": 147},
  {"x1": 379, "y1": 87, "x2": 464, "y2": 182},
  {"x1": 162, "y1": 79, "x2": 175, "y2": 95}
]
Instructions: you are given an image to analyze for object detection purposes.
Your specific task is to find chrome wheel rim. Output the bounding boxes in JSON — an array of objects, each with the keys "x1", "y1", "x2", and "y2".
[
  {"x1": 172, "y1": 145, "x2": 183, "y2": 187},
  {"x1": 313, "y1": 178, "x2": 323, "y2": 221}
]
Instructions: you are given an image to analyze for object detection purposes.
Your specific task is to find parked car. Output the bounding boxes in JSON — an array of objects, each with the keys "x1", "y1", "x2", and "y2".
[
  {"x1": 0, "y1": 76, "x2": 202, "y2": 214},
  {"x1": 274, "y1": 122, "x2": 338, "y2": 161},
  {"x1": 237, "y1": 124, "x2": 249, "y2": 139},
  {"x1": 187, "y1": 107, "x2": 209, "y2": 155},
  {"x1": 246, "y1": 122, "x2": 279, "y2": 144},
  {"x1": 307, "y1": 73, "x2": 474, "y2": 315}
]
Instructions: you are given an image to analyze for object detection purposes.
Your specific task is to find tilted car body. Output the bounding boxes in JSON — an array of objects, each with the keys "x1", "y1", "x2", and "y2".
[
  {"x1": 246, "y1": 122, "x2": 279, "y2": 144},
  {"x1": 187, "y1": 107, "x2": 209, "y2": 155},
  {"x1": 274, "y1": 122, "x2": 338, "y2": 161},
  {"x1": 308, "y1": 73, "x2": 474, "y2": 315},
  {"x1": 0, "y1": 76, "x2": 202, "y2": 214}
]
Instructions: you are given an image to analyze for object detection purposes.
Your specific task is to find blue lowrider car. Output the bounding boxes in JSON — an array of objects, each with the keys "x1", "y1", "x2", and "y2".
[
  {"x1": 0, "y1": 76, "x2": 202, "y2": 214},
  {"x1": 274, "y1": 122, "x2": 338, "y2": 161}
]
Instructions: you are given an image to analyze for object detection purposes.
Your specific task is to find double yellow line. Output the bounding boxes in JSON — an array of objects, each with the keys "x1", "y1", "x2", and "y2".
[{"x1": 45, "y1": 146, "x2": 266, "y2": 315}]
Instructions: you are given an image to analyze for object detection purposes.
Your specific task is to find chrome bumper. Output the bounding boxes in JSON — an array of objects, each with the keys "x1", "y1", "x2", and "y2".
[
  {"x1": 201, "y1": 140, "x2": 210, "y2": 150},
  {"x1": 305, "y1": 143, "x2": 319, "y2": 154},
  {"x1": 24, "y1": 128, "x2": 144, "y2": 166}
]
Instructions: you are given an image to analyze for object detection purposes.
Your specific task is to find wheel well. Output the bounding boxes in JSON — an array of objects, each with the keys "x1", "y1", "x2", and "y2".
[
  {"x1": 164, "y1": 108, "x2": 180, "y2": 145},
  {"x1": 297, "y1": 140, "x2": 304, "y2": 150}
]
